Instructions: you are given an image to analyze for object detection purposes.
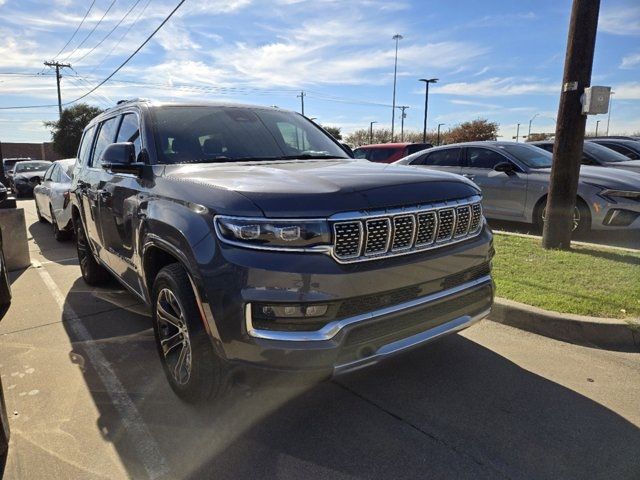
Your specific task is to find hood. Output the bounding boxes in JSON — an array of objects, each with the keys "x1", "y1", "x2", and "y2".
[
  {"x1": 14, "y1": 171, "x2": 46, "y2": 181},
  {"x1": 163, "y1": 159, "x2": 480, "y2": 217},
  {"x1": 608, "y1": 160, "x2": 640, "y2": 174},
  {"x1": 532, "y1": 165, "x2": 640, "y2": 190}
]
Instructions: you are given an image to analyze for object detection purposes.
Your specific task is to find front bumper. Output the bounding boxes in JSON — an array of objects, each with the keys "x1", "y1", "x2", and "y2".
[
  {"x1": 195, "y1": 225, "x2": 494, "y2": 375},
  {"x1": 13, "y1": 182, "x2": 34, "y2": 196},
  {"x1": 591, "y1": 198, "x2": 640, "y2": 230}
]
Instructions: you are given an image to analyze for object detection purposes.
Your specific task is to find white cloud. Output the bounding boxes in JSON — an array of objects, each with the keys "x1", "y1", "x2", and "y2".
[
  {"x1": 614, "y1": 82, "x2": 640, "y2": 100},
  {"x1": 434, "y1": 77, "x2": 558, "y2": 97},
  {"x1": 599, "y1": 5, "x2": 640, "y2": 35},
  {"x1": 620, "y1": 52, "x2": 640, "y2": 69}
]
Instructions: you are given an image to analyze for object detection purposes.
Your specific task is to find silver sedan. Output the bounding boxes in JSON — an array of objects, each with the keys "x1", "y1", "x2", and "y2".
[
  {"x1": 33, "y1": 158, "x2": 75, "y2": 241},
  {"x1": 396, "y1": 141, "x2": 640, "y2": 232}
]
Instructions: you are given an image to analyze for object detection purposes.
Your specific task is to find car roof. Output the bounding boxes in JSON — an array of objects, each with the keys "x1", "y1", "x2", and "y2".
[
  {"x1": 355, "y1": 143, "x2": 416, "y2": 149},
  {"x1": 55, "y1": 158, "x2": 76, "y2": 166}
]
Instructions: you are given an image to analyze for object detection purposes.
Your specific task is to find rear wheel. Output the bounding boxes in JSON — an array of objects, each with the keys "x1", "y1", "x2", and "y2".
[
  {"x1": 152, "y1": 263, "x2": 227, "y2": 403},
  {"x1": 535, "y1": 198, "x2": 591, "y2": 235},
  {"x1": 75, "y1": 218, "x2": 110, "y2": 285},
  {"x1": 51, "y1": 207, "x2": 71, "y2": 242}
]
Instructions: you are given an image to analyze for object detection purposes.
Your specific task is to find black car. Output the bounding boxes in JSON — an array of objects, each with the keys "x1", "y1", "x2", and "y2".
[
  {"x1": 0, "y1": 227, "x2": 13, "y2": 474},
  {"x1": 10, "y1": 160, "x2": 51, "y2": 197},
  {"x1": 2, "y1": 158, "x2": 30, "y2": 181},
  {"x1": 530, "y1": 140, "x2": 640, "y2": 173},
  {"x1": 587, "y1": 138, "x2": 640, "y2": 160},
  {"x1": 71, "y1": 100, "x2": 494, "y2": 403}
]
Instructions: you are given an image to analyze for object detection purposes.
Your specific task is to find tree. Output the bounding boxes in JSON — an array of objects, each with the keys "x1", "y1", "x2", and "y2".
[
  {"x1": 322, "y1": 125, "x2": 343, "y2": 140},
  {"x1": 526, "y1": 133, "x2": 554, "y2": 142},
  {"x1": 44, "y1": 103, "x2": 103, "y2": 157},
  {"x1": 344, "y1": 128, "x2": 392, "y2": 146},
  {"x1": 446, "y1": 119, "x2": 499, "y2": 143}
]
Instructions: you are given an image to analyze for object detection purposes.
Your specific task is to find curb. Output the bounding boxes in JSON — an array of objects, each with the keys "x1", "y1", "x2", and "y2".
[
  {"x1": 488, "y1": 297, "x2": 640, "y2": 352},
  {"x1": 493, "y1": 230, "x2": 639, "y2": 253}
]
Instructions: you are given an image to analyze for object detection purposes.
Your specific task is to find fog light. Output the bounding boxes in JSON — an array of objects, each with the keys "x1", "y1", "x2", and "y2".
[
  {"x1": 260, "y1": 304, "x2": 328, "y2": 319},
  {"x1": 603, "y1": 209, "x2": 640, "y2": 227}
]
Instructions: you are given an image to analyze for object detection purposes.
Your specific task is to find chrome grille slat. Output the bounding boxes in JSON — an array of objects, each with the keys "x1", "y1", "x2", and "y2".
[{"x1": 332, "y1": 197, "x2": 484, "y2": 263}]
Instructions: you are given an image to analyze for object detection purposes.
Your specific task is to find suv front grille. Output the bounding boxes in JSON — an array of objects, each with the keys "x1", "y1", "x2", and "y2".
[{"x1": 331, "y1": 197, "x2": 483, "y2": 263}]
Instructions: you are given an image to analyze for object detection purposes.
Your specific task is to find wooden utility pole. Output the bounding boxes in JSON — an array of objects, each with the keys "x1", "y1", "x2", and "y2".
[
  {"x1": 44, "y1": 61, "x2": 72, "y2": 118},
  {"x1": 399, "y1": 106, "x2": 408, "y2": 142},
  {"x1": 297, "y1": 91, "x2": 306, "y2": 116},
  {"x1": 542, "y1": 0, "x2": 600, "y2": 250}
]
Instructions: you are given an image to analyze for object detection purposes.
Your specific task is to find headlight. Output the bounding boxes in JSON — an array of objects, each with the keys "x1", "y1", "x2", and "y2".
[
  {"x1": 215, "y1": 216, "x2": 331, "y2": 250},
  {"x1": 600, "y1": 189, "x2": 640, "y2": 202}
]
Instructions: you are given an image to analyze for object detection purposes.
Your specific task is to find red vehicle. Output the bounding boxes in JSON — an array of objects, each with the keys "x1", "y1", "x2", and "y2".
[{"x1": 353, "y1": 142, "x2": 433, "y2": 163}]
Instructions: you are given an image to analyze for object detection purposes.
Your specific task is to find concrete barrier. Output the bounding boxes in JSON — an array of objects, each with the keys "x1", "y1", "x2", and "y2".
[{"x1": 0, "y1": 208, "x2": 30, "y2": 271}]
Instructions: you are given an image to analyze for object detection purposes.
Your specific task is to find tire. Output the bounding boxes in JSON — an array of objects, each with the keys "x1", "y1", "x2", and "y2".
[
  {"x1": 0, "y1": 246, "x2": 11, "y2": 318},
  {"x1": 75, "y1": 218, "x2": 110, "y2": 286},
  {"x1": 152, "y1": 263, "x2": 227, "y2": 403},
  {"x1": 35, "y1": 200, "x2": 46, "y2": 223},
  {"x1": 51, "y1": 207, "x2": 71, "y2": 242},
  {"x1": 534, "y1": 198, "x2": 591, "y2": 235}
]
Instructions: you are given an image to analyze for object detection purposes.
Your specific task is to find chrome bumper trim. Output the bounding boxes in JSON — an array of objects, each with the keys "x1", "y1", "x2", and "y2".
[
  {"x1": 245, "y1": 275, "x2": 492, "y2": 342},
  {"x1": 333, "y1": 307, "x2": 491, "y2": 375}
]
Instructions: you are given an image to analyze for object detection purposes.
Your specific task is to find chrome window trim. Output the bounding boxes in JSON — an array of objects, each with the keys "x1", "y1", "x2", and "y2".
[{"x1": 245, "y1": 275, "x2": 492, "y2": 342}]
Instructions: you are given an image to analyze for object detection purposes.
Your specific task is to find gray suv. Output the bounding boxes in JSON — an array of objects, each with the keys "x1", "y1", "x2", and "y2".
[{"x1": 71, "y1": 100, "x2": 494, "y2": 403}]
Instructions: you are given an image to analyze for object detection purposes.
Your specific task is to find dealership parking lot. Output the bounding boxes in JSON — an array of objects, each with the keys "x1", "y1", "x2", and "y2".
[{"x1": 1, "y1": 199, "x2": 639, "y2": 479}]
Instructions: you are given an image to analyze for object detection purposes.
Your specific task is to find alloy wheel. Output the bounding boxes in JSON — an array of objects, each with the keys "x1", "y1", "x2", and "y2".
[
  {"x1": 76, "y1": 222, "x2": 90, "y2": 276},
  {"x1": 542, "y1": 206, "x2": 581, "y2": 232},
  {"x1": 156, "y1": 288, "x2": 192, "y2": 386}
]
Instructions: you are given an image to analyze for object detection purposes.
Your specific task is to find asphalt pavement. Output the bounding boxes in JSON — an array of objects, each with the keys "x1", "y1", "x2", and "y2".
[{"x1": 1, "y1": 199, "x2": 639, "y2": 479}]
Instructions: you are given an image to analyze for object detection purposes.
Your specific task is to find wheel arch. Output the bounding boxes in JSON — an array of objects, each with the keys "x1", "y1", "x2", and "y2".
[{"x1": 532, "y1": 194, "x2": 592, "y2": 229}]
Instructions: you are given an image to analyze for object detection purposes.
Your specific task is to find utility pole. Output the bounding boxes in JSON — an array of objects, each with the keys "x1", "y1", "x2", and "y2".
[
  {"x1": 542, "y1": 0, "x2": 601, "y2": 250},
  {"x1": 515, "y1": 123, "x2": 521, "y2": 142},
  {"x1": 399, "y1": 106, "x2": 408, "y2": 142},
  {"x1": 528, "y1": 113, "x2": 539, "y2": 140},
  {"x1": 369, "y1": 121, "x2": 377, "y2": 144},
  {"x1": 437, "y1": 123, "x2": 445, "y2": 145},
  {"x1": 419, "y1": 78, "x2": 438, "y2": 143},
  {"x1": 595, "y1": 120, "x2": 600, "y2": 136},
  {"x1": 391, "y1": 34, "x2": 403, "y2": 142},
  {"x1": 44, "y1": 61, "x2": 72, "y2": 118},
  {"x1": 297, "y1": 91, "x2": 306, "y2": 116},
  {"x1": 606, "y1": 91, "x2": 614, "y2": 136}
]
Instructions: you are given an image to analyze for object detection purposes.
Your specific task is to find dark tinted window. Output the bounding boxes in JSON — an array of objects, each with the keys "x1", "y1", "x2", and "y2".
[
  {"x1": 583, "y1": 142, "x2": 627, "y2": 163},
  {"x1": 116, "y1": 113, "x2": 141, "y2": 158},
  {"x1": 14, "y1": 161, "x2": 50, "y2": 173},
  {"x1": 406, "y1": 143, "x2": 432, "y2": 155},
  {"x1": 422, "y1": 148, "x2": 461, "y2": 166},
  {"x1": 467, "y1": 147, "x2": 508, "y2": 169},
  {"x1": 78, "y1": 126, "x2": 96, "y2": 166},
  {"x1": 598, "y1": 142, "x2": 637, "y2": 159},
  {"x1": 533, "y1": 143, "x2": 554, "y2": 153},
  {"x1": 367, "y1": 148, "x2": 400, "y2": 162},
  {"x1": 497, "y1": 144, "x2": 552, "y2": 168},
  {"x1": 91, "y1": 117, "x2": 120, "y2": 167},
  {"x1": 353, "y1": 148, "x2": 367, "y2": 159},
  {"x1": 153, "y1": 106, "x2": 348, "y2": 164}
]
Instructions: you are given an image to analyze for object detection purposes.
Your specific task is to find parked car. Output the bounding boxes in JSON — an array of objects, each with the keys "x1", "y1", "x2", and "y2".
[
  {"x1": 354, "y1": 142, "x2": 432, "y2": 163},
  {"x1": 587, "y1": 138, "x2": 640, "y2": 161},
  {"x1": 0, "y1": 227, "x2": 13, "y2": 474},
  {"x1": 396, "y1": 141, "x2": 640, "y2": 232},
  {"x1": 10, "y1": 160, "x2": 51, "y2": 197},
  {"x1": 71, "y1": 100, "x2": 494, "y2": 403},
  {"x1": 33, "y1": 159, "x2": 75, "y2": 241},
  {"x1": 2, "y1": 158, "x2": 31, "y2": 181},
  {"x1": 530, "y1": 140, "x2": 640, "y2": 173}
]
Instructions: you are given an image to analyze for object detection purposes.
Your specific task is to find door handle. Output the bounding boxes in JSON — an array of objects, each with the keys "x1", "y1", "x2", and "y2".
[{"x1": 462, "y1": 174, "x2": 475, "y2": 180}]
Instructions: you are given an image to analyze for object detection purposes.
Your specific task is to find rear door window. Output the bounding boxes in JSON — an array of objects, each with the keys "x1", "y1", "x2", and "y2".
[
  {"x1": 467, "y1": 147, "x2": 509, "y2": 169},
  {"x1": 91, "y1": 117, "x2": 120, "y2": 168},
  {"x1": 422, "y1": 148, "x2": 462, "y2": 166},
  {"x1": 78, "y1": 126, "x2": 96, "y2": 166},
  {"x1": 368, "y1": 148, "x2": 399, "y2": 162}
]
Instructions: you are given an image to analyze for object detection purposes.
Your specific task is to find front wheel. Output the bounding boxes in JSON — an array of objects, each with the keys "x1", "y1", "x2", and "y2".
[
  {"x1": 535, "y1": 200, "x2": 591, "y2": 235},
  {"x1": 75, "y1": 218, "x2": 110, "y2": 285},
  {"x1": 152, "y1": 263, "x2": 227, "y2": 403}
]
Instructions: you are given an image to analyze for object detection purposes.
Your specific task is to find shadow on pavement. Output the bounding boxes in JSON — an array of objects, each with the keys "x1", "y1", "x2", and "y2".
[{"x1": 60, "y1": 277, "x2": 640, "y2": 480}]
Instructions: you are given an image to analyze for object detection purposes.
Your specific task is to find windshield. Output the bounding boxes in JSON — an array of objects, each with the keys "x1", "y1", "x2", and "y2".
[
  {"x1": 14, "y1": 161, "x2": 50, "y2": 173},
  {"x1": 497, "y1": 143, "x2": 553, "y2": 168},
  {"x1": 152, "y1": 106, "x2": 349, "y2": 164},
  {"x1": 583, "y1": 142, "x2": 628, "y2": 163}
]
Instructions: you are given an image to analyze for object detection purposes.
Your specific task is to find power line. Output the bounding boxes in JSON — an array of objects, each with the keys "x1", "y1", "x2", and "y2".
[
  {"x1": 62, "y1": 0, "x2": 118, "y2": 63},
  {"x1": 65, "y1": 0, "x2": 187, "y2": 105},
  {"x1": 88, "y1": 0, "x2": 153, "y2": 74},
  {"x1": 52, "y1": 0, "x2": 97, "y2": 60},
  {"x1": 73, "y1": 0, "x2": 143, "y2": 65}
]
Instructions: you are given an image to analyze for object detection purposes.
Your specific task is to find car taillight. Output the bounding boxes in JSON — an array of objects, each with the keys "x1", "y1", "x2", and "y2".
[{"x1": 63, "y1": 190, "x2": 70, "y2": 209}]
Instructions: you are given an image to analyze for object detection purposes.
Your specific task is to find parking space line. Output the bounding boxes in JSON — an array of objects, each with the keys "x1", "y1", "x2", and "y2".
[
  {"x1": 38, "y1": 257, "x2": 80, "y2": 265},
  {"x1": 32, "y1": 260, "x2": 170, "y2": 480}
]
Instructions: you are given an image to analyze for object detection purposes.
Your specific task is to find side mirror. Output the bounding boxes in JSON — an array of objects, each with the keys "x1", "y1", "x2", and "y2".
[
  {"x1": 101, "y1": 142, "x2": 142, "y2": 175},
  {"x1": 494, "y1": 161, "x2": 515, "y2": 173}
]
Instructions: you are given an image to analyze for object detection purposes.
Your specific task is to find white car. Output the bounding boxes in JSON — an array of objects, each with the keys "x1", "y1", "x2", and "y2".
[{"x1": 33, "y1": 158, "x2": 75, "y2": 241}]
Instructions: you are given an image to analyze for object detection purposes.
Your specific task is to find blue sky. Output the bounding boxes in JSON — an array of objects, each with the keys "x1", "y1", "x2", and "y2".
[{"x1": 0, "y1": 0, "x2": 639, "y2": 143}]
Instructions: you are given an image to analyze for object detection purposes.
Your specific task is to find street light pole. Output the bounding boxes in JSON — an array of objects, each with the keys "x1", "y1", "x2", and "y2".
[
  {"x1": 391, "y1": 34, "x2": 403, "y2": 142},
  {"x1": 419, "y1": 78, "x2": 438, "y2": 143},
  {"x1": 606, "y1": 91, "x2": 614, "y2": 136},
  {"x1": 515, "y1": 123, "x2": 521, "y2": 142},
  {"x1": 369, "y1": 121, "x2": 378, "y2": 144},
  {"x1": 595, "y1": 120, "x2": 600, "y2": 136},
  {"x1": 437, "y1": 123, "x2": 445, "y2": 145},
  {"x1": 528, "y1": 113, "x2": 539, "y2": 140}
]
